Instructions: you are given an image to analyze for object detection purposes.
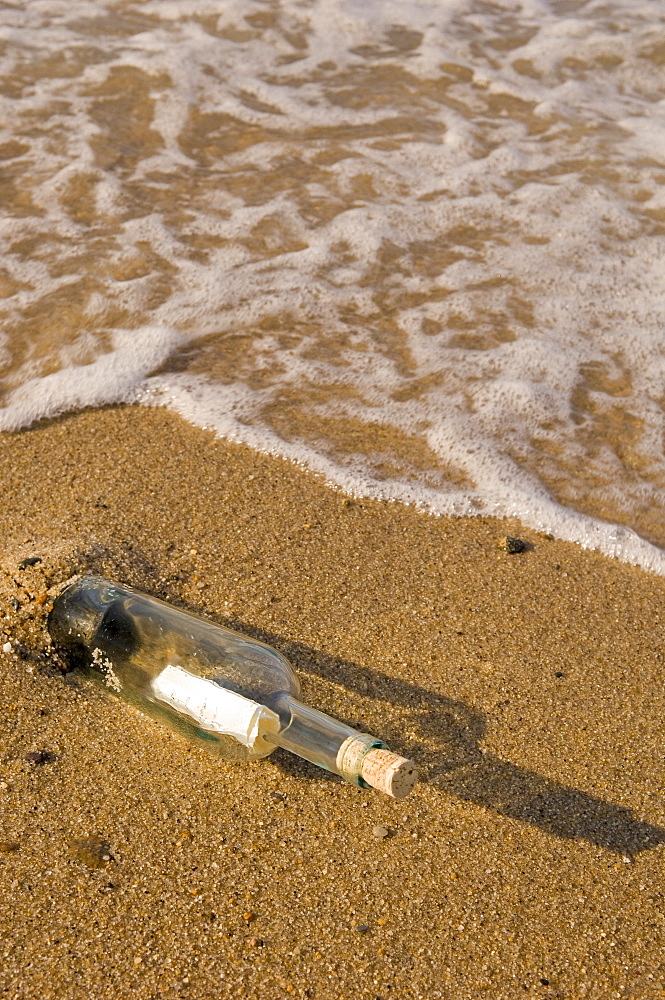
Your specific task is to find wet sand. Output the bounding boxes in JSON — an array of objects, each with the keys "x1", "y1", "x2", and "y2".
[{"x1": 0, "y1": 405, "x2": 663, "y2": 999}]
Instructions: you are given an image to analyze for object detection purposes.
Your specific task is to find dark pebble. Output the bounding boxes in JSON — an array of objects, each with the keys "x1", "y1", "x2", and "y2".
[
  {"x1": 357, "y1": 924, "x2": 370, "y2": 933},
  {"x1": 540, "y1": 978, "x2": 549, "y2": 986},
  {"x1": 25, "y1": 750, "x2": 56, "y2": 766},
  {"x1": 18, "y1": 556, "x2": 42, "y2": 570},
  {"x1": 270, "y1": 791, "x2": 287, "y2": 802},
  {"x1": 499, "y1": 535, "x2": 528, "y2": 554}
]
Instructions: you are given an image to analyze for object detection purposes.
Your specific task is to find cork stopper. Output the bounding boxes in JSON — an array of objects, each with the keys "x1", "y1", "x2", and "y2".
[{"x1": 360, "y1": 748, "x2": 418, "y2": 799}]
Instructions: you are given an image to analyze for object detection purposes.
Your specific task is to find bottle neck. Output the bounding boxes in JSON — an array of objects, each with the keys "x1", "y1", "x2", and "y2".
[{"x1": 267, "y1": 692, "x2": 385, "y2": 787}]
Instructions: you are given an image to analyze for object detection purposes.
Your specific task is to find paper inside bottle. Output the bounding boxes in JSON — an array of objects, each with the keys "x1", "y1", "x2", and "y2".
[{"x1": 151, "y1": 664, "x2": 280, "y2": 752}]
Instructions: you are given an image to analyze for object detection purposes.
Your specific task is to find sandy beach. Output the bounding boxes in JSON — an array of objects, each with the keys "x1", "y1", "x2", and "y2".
[{"x1": 0, "y1": 404, "x2": 663, "y2": 999}]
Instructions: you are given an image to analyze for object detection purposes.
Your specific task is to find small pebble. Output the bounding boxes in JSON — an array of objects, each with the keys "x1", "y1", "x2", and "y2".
[
  {"x1": 0, "y1": 840, "x2": 19, "y2": 853},
  {"x1": 372, "y1": 825, "x2": 390, "y2": 839},
  {"x1": 249, "y1": 937, "x2": 263, "y2": 947},
  {"x1": 499, "y1": 535, "x2": 528, "y2": 554},
  {"x1": 2, "y1": 642, "x2": 11, "y2": 653},
  {"x1": 18, "y1": 556, "x2": 42, "y2": 569},
  {"x1": 24, "y1": 750, "x2": 56, "y2": 766},
  {"x1": 68, "y1": 835, "x2": 114, "y2": 869},
  {"x1": 357, "y1": 924, "x2": 370, "y2": 933}
]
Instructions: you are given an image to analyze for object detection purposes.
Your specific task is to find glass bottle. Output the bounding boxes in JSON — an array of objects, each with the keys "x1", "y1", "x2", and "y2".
[{"x1": 48, "y1": 577, "x2": 417, "y2": 798}]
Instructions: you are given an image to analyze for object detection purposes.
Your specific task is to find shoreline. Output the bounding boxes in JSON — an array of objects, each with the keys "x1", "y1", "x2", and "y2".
[{"x1": 0, "y1": 404, "x2": 663, "y2": 999}]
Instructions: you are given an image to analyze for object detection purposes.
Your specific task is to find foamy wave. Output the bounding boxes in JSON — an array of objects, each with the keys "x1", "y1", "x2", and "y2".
[
  {"x1": 0, "y1": 328, "x2": 184, "y2": 430},
  {"x1": 136, "y1": 372, "x2": 665, "y2": 575}
]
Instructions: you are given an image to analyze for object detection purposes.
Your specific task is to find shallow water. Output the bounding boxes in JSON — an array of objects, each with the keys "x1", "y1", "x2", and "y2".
[{"x1": 1, "y1": 0, "x2": 665, "y2": 569}]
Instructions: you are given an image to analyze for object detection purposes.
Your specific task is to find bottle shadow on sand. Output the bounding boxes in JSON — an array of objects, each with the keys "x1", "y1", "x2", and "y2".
[{"x1": 229, "y1": 619, "x2": 665, "y2": 858}]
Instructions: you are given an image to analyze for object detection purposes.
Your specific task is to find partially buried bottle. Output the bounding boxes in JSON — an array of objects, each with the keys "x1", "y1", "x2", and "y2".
[{"x1": 48, "y1": 577, "x2": 417, "y2": 798}]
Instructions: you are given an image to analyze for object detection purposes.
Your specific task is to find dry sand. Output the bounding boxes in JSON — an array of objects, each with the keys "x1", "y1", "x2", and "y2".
[{"x1": 0, "y1": 405, "x2": 663, "y2": 999}]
